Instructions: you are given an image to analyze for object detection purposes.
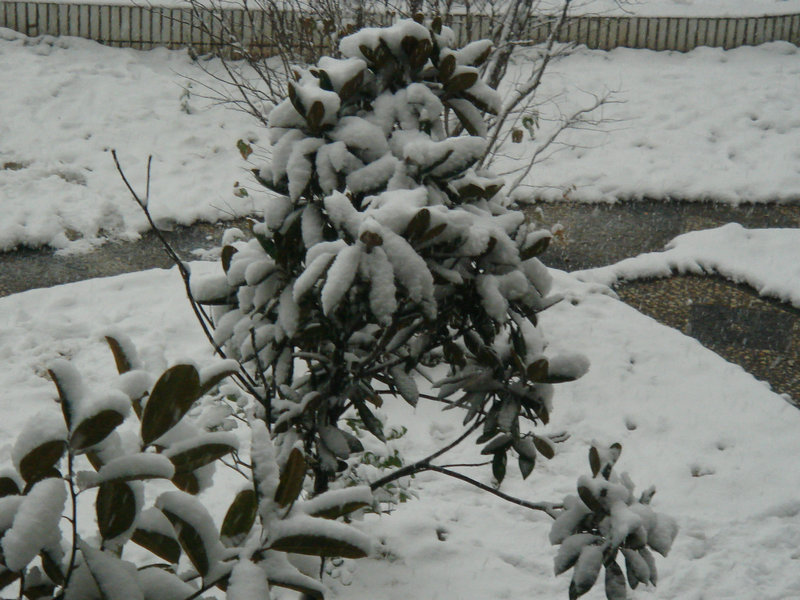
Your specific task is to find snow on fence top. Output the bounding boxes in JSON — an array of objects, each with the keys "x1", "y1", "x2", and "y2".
[{"x1": 1, "y1": 1, "x2": 799, "y2": 53}]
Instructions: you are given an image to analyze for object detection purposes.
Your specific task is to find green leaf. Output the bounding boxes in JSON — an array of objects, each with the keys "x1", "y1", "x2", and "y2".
[
  {"x1": 589, "y1": 446, "x2": 601, "y2": 477},
  {"x1": 439, "y1": 53, "x2": 456, "y2": 81},
  {"x1": 442, "y1": 341, "x2": 466, "y2": 369},
  {"x1": 605, "y1": 561, "x2": 627, "y2": 600},
  {"x1": 71, "y1": 409, "x2": 125, "y2": 451},
  {"x1": 447, "y1": 99, "x2": 482, "y2": 136},
  {"x1": 96, "y1": 481, "x2": 137, "y2": 540},
  {"x1": 518, "y1": 455, "x2": 535, "y2": 479},
  {"x1": 220, "y1": 489, "x2": 257, "y2": 547},
  {"x1": 0, "y1": 477, "x2": 20, "y2": 498},
  {"x1": 161, "y1": 510, "x2": 210, "y2": 577},
  {"x1": 221, "y1": 245, "x2": 237, "y2": 274},
  {"x1": 172, "y1": 472, "x2": 200, "y2": 495},
  {"x1": 577, "y1": 485, "x2": 606, "y2": 515},
  {"x1": 306, "y1": 500, "x2": 371, "y2": 520},
  {"x1": 236, "y1": 139, "x2": 253, "y2": 160},
  {"x1": 0, "y1": 569, "x2": 20, "y2": 593},
  {"x1": 316, "y1": 69, "x2": 334, "y2": 91},
  {"x1": 492, "y1": 451, "x2": 507, "y2": 484},
  {"x1": 418, "y1": 222, "x2": 447, "y2": 244},
  {"x1": 306, "y1": 100, "x2": 325, "y2": 132},
  {"x1": 533, "y1": 435, "x2": 556, "y2": 460},
  {"x1": 19, "y1": 440, "x2": 66, "y2": 484},
  {"x1": 527, "y1": 358, "x2": 549, "y2": 383},
  {"x1": 359, "y1": 230, "x2": 383, "y2": 248},
  {"x1": 404, "y1": 208, "x2": 431, "y2": 241},
  {"x1": 445, "y1": 71, "x2": 478, "y2": 94},
  {"x1": 140, "y1": 364, "x2": 201, "y2": 445},
  {"x1": 198, "y1": 365, "x2": 239, "y2": 397},
  {"x1": 104, "y1": 335, "x2": 134, "y2": 374},
  {"x1": 339, "y1": 70, "x2": 364, "y2": 102},
  {"x1": 40, "y1": 547, "x2": 65, "y2": 585},
  {"x1": 132, "y1": 529, "x2": 181, "y2": 564},
  {"x1": 270, "y1": 533, "x2": 368, "y2": 559},
  {"x1": 520, "y1": 235, "x2": 551, "y2": 260},
  {"x1": 480, "y1": 434, "x2": 512, "y2": 455},
  {"x1": 169, "y1": 442, "x2": 237, "y2": 475},
  {"x1": 354, "y1": 401, "x2": 386, "y2": 443},
  {"x1": 274, "y1": 448, "x2": 306, "y2": 508},
  {"x1": 48, "y1": 365, "x2": 81, "y2": 430},
  {"x1": 409, "y1": 38, "x2": 432, "y2": 70}
]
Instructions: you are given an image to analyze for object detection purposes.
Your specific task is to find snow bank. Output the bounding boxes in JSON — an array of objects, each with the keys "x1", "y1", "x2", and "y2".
[{"x1": 576, "y1": 223, "x2": 800, "y2": 308}]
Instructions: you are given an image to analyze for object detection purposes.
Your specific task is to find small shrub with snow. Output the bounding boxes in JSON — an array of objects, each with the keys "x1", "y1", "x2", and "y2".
[
  {"x1": 551, "y1": 443, "x2": 678, "y2": 599},
  {"x1": 0, "y1": 334, "x2": 371, "y2": 599},
  {"x1": 201, "y1": 15, "x2": 576, "y2": 492},
  {"x1": 183, "y1": 16, "x2": 677, "y2": 598}
]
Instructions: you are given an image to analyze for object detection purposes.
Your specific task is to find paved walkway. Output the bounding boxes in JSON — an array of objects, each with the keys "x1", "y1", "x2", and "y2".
[
  {"x1": 528, "y1": 200, "x2": 800, "y2": 404},
  {"x1": 2, "y1": 201, "x2": 798, "y2": 404}
]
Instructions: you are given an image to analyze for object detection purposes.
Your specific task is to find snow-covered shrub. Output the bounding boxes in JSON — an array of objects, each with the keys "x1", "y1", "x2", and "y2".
[
  {"x1": 550, "y1": 442, "x2": 678, "y2": 599},
  {"x1": 203, "y1": 15, "x2": 570, "y2": 488},
  {"x1": 188, "y1": 17, "x2": 674, "y2": 598},
  {"x1": 0, "y1": 335, "x2": 371, "y2": 599}
]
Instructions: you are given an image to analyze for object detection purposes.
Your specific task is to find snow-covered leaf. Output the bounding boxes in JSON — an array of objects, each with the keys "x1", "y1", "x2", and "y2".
[
  {"x1": 605, "y1": 561, "x2": 627, "y2": 600},
  {"x1": 569, "y1": 545, "x2": 603, "y2": 599},
  {"x1": 104, "y1": 333, "x2": 142, "y2": 375},
  {"x1": 79, "y1": 542, "x2": 143, "y2": 600},
  {"x1": 227, "y1": 559, "x2": 269, "y2": 600},
  {"x1": 1, "y1": 478, "x2": 65, "y2": 572},
  {"x1": 301, "y1": 486, "x2": 373, "y2": 520},
  {"x1": 156, "y1": 491, "x2": 225, "y2": 578},
  {"x1": 48, "y1": 359, "x2": 85, "y2": 430},
  {"x1": 647, "y1": 513, "x2": 679, "y2": 557},
  {"x1": 269, "y1": 515, "x2": 371, "y2": 558},
  {"x1": 554, "y1": 533, "x2": 601, "y2": 576},
  {"x1": 71, "y1": 408, "x2": 126, "y2": 452},
  {"x1": 140, "y1": 364, "x2": 200, "y2": 446},
  {"x1": 164, "y1": 432, "x2": 239, "y2": 475},
  {"x1": 131, "y1": 508, "x2": 181, "y2": 564},
  {"x1": 220, "y1": 489, "x2": 257, "y2": 548},
  {"x1": 96, "y1": 481, "x2": 137, "y2": 541},
  {"x1": 274, "y1": 448, "x2": 306, "y2": 509},
  {"x1": 198, "y1": 359, "x2": 239, "y2": 397},
  {"x1": 321, "y1": 244, "x2": 362, "y2": 315}
]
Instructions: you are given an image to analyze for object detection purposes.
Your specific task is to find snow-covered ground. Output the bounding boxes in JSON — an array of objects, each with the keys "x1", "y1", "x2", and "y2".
[
  {"x1": 3, "y1": 0, "x2": 798, "y2": 16},
  {"x1": 2, "y1": 29, "x2": 800, "y2": 251},
  {"x1": 1, "y1": 260, "x2": 798, "y2": 598},
  {"x1": 576, "y1": 223, "x2": 800, "y2": 308},
  {"x1": 501, "y1": 42, "x2": 800, "y2": 203},
  {"x1": 567, "y1": 0, "x2": 800, "y2": 16}
]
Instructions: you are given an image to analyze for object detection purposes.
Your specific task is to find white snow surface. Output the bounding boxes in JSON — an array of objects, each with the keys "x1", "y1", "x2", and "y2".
[
  {"x1": 576, "y1": 223, "x2": 800, "y2": 308},
  {"x1": 1, "y1": 262, "x2": 799, "y2": 597},
  {"x1": 499, "y1": 42, "x2": 800, "y2": 203},
  {"x1": 2, "y1": 0, "x2": 797, "y2": 15},
  {"x1": 2, "y1": 32, "x2": 800, "y2": 250},
  {"x1": 0, "y1": 29, "x2": 259, "y2": 252}
]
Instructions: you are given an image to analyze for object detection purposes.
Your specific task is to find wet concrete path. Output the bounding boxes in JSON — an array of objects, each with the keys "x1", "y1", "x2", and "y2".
[{"x1": 2, "y1": 201, "x2": 799, "y2": 402}]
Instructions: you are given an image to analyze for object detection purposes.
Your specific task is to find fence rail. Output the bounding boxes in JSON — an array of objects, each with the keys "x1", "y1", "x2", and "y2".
[{"x1": 1, "y1": 2, "x2": 799, "y2": 53}]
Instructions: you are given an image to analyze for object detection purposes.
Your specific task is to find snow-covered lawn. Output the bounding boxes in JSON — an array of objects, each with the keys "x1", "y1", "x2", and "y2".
[
  {"x1": 1, "y1": 259, "x2": 799, "y2": 598},
  {"x1": 2, "y1": 29, "x2": 800, "y2": 251}
]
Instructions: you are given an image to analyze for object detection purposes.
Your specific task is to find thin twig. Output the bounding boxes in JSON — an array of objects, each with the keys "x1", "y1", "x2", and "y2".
[
  {"x1": 427, "y1": 465, "x2": 562, "y2": 518},
  {"x1": 112, "y1": 150, "x2": 264, "y2": 403}
]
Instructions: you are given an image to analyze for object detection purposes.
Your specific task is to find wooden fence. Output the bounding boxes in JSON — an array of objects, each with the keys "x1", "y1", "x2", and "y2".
[{"x1": 1, "y1": 1, "x2": 799, "y2": 53}]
